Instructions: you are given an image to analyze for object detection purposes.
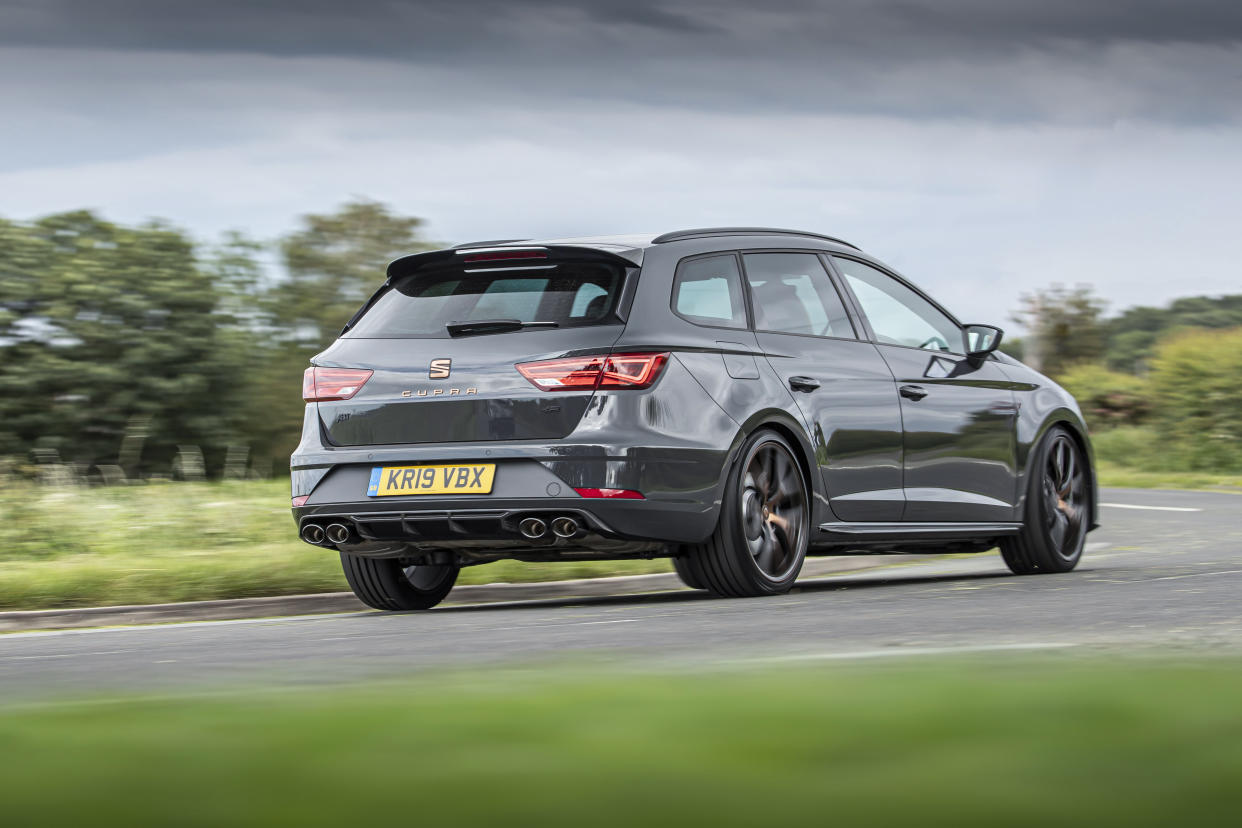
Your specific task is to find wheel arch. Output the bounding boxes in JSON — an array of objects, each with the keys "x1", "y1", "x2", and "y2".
[{"x1": 729, "y1": 409, "x2": 825, "y2": 522}]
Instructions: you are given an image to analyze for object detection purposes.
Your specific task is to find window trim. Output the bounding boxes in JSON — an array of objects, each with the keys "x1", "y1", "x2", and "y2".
[
  {"x1": 738, "y1": 247, "x2": 861, "y2": 342},
  {"x1": 826, "y1": 253, "x2": 969, "y2": 357},
  {"x1": 669, "y1": 251, "x2": 752, "y2": 331}
]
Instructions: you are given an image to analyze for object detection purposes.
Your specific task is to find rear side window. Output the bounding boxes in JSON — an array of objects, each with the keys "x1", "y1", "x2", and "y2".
[
  {"x1": 743, "y1": 253, "x2": 856, "y2": 339},
  {"x1": 346, "y1": 262, "x2": 624, "y2": 338},
  {"x1": 672, "y1": 254, "x2": 747, "y2": 329}
]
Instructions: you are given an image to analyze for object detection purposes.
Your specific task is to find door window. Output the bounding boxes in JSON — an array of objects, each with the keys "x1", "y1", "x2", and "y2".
[
  {"x1": 672, "y1": 254, "x2": 748, "y2": 329},
  {"x1": 743, "y1": 253, "x2": 856, "y2": 338},
  {"x1": 833, "y1": 257, "x2": 963, "y2": 352}
]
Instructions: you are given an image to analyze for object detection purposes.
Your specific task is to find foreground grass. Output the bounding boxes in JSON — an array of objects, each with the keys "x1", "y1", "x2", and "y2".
[
  {"x1": 2, "y1": 657, "x2": 1240, "y2": 827},
  {"x1": 0, "y1": 478, "x2": 670, "y2": 610}
]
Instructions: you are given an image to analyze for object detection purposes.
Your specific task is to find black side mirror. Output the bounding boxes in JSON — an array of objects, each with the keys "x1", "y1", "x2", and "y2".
[{"x1": 963, "y1": 324, "x2": 1004, "y2": 359}]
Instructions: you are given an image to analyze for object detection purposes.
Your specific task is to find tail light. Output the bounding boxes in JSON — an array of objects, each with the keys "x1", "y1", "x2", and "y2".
[
  {"x1": 574, "y1": 487, "x2": 645, "y2": 499},
  {"x1": 303, "y1": 367, "x2": 373, "y2": 402},
  {"x1": 516, "y1": 353, "x2": 668, "y2": 391}
]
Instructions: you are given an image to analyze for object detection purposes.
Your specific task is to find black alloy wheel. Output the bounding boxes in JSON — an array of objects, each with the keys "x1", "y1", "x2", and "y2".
[
  {"x1": 1001, "y1": 427, "x2": 1089, "y2": 574},
  {"x1": 677, "y1": 429, "x2": 810, "y2": 596}
]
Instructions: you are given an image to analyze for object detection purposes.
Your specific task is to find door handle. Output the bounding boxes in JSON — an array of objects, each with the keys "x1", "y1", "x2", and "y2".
[
  {"x1": 788, "y1": 376, "x2": 820, "y2": 392},
  {"x1": 899, "y1": 384, "x2": 928, "y2": 401}
]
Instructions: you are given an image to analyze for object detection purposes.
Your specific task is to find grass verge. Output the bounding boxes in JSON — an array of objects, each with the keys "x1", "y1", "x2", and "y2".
[
  {"x1": 1, "y1": 657, "x2": 1240, "y2": 827},
  {"x1": 1096, "y1": 461, "x2": 1242, "y2": 490},
  {"x1": 0, "y1": 478, "x2": 669, "y2": 610}
]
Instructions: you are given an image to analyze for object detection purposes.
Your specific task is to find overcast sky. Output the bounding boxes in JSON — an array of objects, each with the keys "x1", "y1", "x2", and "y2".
[{"x1": 2, "y1": 0, "x2": 1240, "y2": 323}]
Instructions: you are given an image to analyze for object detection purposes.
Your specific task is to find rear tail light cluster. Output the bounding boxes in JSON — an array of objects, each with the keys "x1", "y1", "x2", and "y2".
[
  {"x1": 516, "y1": 353, "x2": 668, "y2": 391},
  {"x1": 303, "y1": 367, "x2": 373, "y2": 402}
]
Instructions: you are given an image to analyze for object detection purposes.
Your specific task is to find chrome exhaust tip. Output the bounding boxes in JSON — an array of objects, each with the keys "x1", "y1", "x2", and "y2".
[
  {"x1": 325, "y1": 523, "x2": 352, "y2": 545},
  {"x1": 519, "y1": 517, "x2": 548, "y2": 539},
  {"x1": 551, "y1": 516, "x2": 580, "y2": 538},
  {"x1": 300, "y1": 524, "x2": 325, "y2": 545}
]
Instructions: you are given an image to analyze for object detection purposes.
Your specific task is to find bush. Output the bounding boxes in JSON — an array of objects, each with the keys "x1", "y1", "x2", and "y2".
[
  {"x1": 1149, "y1": 327, "x2": 1242, "y2": 472},
  {"x1": 1057, "y1": 363, "x2": 1152, "y2": 430}
]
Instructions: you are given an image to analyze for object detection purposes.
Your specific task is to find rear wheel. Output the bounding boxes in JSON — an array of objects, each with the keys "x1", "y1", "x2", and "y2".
[
  {"x1": 340, "y1": 553, "x2": 458, "y2": 610},
  {"x1": 680, "y1": 429, "x2": 810, "y2": 597},
  {"x1": 671, "y1": 554, "x2": 707, "y2": 590},
  {"x1": 1001, "y1": 427, "x2": 1089, "y2": 575}
]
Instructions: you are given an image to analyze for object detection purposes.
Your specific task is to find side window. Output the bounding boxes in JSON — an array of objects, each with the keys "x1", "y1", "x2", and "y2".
[
  {"x1": 833, "y1": 258, "x2": 963, "y2": 352},
  {"x1": 672, "y1": 254, "x2": 747, "y2": 329},
  {"x1": 742, "y1": 252, "x2": 856, "y2": 338}
]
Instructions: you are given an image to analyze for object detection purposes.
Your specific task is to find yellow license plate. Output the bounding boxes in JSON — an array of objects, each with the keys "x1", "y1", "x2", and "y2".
[{"x1": 367, "y1": 464, "x2": 496, "y2": 497}]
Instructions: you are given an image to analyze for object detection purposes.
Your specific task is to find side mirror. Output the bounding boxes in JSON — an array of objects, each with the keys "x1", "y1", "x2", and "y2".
[{"x1": 963, "y1": 324, "x2": 1003, "y2": 359}]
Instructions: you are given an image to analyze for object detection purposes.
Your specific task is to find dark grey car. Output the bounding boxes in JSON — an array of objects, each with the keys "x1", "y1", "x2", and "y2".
[{"x1": 292, "y1": 228, "x2": 1097, "y2": 610}]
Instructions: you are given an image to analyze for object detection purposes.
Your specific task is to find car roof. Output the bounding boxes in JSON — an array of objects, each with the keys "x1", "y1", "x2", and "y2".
[{"x1": 450, "y1": 228, "x2": 862, "y2": 260}]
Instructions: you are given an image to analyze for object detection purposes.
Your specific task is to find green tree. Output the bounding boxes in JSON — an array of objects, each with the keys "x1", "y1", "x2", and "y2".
[
  {"x1": 1105, "y1": 294, "x2": 1242, "y2": 373},
  {"x1": 1148, "y1": 327, "x2": 1242, "y2": 471},
  {"x1": 1056, "y1": 363, "x2": 1151, "y2": 431},
  {"x1": 0, "y1": 212, "x2": 244, "y2": 476},
  {"x1": 1012, "y1": 285, "x2": 1107, "y2": 378}
]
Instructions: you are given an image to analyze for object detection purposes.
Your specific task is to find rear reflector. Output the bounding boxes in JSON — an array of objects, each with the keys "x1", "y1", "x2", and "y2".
[
  {"x1": 291, "y1": 495, "x2": 310, "y2": 507},
  {"x1": 574, "y1": 488, "x2": 645, "y2": 500},
  {"x1": 516, "y1": 353, "x2": 668, "y2": 391},
  {"x1": 462, "y1": 250, "x2": 547, "y2": 263},
  {"x1": 303, "y1": 367, "x2": 374, "y2": 402}
]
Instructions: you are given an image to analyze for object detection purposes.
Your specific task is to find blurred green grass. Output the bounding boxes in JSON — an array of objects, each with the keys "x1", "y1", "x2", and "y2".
[
  {"x1": 2, "y1": 453, "x2": 1236, "y2": 611},
  {"x1": 0, "y1": 478, "x2": 670, "y2": 609},
  {"x1": 1, "y1": 657, "x2": 1240, "y2": 827}
]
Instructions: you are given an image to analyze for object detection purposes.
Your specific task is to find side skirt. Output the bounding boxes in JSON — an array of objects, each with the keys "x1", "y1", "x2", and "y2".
[{"x1": 818, "y1": 521, "x2": 1021, "y2": 542}]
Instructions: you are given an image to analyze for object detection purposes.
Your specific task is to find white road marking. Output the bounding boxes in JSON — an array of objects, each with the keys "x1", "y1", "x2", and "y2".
[
  {"x1": 1101, "y1": 503, "x2": 1201, "y2": 512},
  {"x1": 732, "y1": 642, "x2": 1078, "y2": 664},
  {"x1": 1149, "y1": 569, "x2": 1242, "y2": 582}
]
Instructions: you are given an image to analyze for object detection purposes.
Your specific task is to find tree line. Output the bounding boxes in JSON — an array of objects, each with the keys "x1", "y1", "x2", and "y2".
[
  {"x1": 0, "y1": 201, "x2": 433, "y2": 480},
  {"x1": 2, "y1": 202, "x2": 1238, "y2": 479},
  {"x1": 1013, "y1": 285, "x2": 1242, "y2": 472}
]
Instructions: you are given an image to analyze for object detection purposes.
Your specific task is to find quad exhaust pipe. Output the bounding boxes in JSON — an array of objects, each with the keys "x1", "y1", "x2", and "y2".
[
  {"x1": 551, "y1": 516, "x2": 580, "y2": 538},
  {"x1": 300, "y1": 522, "x2": 353, "y2": 546},
  {"x1": 519, "y1": 517, "x2": 547, "y2": 539},
  {"x1": 325, "y1": 523, "x2": 352, "y2": 545}
]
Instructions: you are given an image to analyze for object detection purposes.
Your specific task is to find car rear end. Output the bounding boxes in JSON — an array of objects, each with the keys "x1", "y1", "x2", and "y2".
[{"x1": 291, "y1": 242, "x2": 738, "y2": 565}]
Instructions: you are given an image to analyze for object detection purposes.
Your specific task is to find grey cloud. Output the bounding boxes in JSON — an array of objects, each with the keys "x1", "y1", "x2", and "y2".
[{"x1": 3, "y1": 1, "x2": 1242, "y2": 58}]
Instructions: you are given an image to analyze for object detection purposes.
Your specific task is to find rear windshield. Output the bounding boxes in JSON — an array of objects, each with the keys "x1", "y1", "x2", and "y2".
[{"x1": 345, "y1": 262, "x2": 627, "y2": 338}]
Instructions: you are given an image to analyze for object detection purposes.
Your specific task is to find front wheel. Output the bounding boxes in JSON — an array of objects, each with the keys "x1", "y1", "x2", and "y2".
[
  {"x1": 679, "y1": 429, "x2": 810, "y2": 597},
  {"x1": 1000, "y1": 427, "x2": 1090, "y2": 575},
  {"x1": 340, "y1": 553, "x2": 458, "y2": 610}
]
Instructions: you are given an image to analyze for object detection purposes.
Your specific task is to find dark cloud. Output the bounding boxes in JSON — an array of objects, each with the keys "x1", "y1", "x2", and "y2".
[{"x1": 3, "y1": 0, "x2": 1241, "y2": 59}]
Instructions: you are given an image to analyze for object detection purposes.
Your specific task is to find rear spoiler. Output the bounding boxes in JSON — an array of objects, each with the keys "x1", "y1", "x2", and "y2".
[
  {"x1": 386, "y1": 243, "x2": 643, "y2": 281},
  {"x1": 340, "y1": 245, "x2": 643, "y2": 335}
]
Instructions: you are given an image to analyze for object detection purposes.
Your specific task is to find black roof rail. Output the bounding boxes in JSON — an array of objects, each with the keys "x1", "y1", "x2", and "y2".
[
  {"x1": 451, "y1": 238, "x2": 532, "y2": 249},
  {"x1": 650, "y1": 227, "x2": 860, "y2": 250}
]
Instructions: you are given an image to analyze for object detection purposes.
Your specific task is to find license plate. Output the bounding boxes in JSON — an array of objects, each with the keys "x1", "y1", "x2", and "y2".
[{"x1": 367, "y1": 464, "x2": 496, "y2": 497}]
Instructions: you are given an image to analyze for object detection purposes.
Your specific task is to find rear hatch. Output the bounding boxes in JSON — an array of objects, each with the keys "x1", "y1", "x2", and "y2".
[{"x1": 313, "y1": 247, "x2": 635, "y2": 446}]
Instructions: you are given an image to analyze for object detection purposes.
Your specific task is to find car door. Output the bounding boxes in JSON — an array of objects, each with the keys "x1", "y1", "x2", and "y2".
[
  {"x1": 741, "y1": 251, "x2": 905, "y2": 522},
  {"x1": 829, "y1": 256, "x2": 1020, "y2": 522}
]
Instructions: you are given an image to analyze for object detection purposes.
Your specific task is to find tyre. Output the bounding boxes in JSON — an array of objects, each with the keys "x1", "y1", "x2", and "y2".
[
  {"x1": 340, "y1": 553, "x2": 458, "y2": 610},
  {"x1": 680, "y1": 429, "x2": 810, "y2": 597},
  {"x1": 1001, "y1": 426, "x2": 1089, "y2": 575},
  {"x1": 671, "y1": 553, "x2": 707, "y2": 590}
]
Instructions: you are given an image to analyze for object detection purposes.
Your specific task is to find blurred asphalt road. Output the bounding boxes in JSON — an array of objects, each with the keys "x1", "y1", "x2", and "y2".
[{"x1": 2, "y1": 488, "x2": 1239, "y2": 700}]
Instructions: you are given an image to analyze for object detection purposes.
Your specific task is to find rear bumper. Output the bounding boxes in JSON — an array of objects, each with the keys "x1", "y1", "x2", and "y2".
[{"x1": 291, "y1": 445, "x2": 732, "y2": 549}]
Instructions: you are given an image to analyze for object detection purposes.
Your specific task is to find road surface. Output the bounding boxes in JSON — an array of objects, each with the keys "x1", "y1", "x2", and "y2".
[{"x1": 2, "y1": 487, "x2": 1239, "y2": 700}]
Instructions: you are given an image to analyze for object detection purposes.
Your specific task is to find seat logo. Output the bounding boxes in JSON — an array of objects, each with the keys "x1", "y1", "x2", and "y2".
[{"x1": 429, "y1": 358, "x2": 452, "y2": 379}]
